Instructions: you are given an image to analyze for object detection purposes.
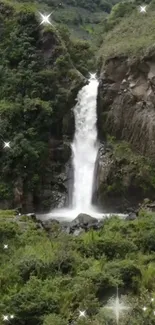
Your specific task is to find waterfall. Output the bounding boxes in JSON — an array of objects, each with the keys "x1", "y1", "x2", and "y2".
[
  {"x1": 71, "y1": 73, "x2": 99, "y2": 212},
  {"x1": 37, "y1": 73, "x2": 127, "y2": 221}
]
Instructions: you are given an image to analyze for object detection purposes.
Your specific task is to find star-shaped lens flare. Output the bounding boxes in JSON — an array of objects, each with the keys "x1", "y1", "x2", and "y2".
[
  {"x1": 39, "y1": 12, "x2": 54, "y2": 26},
  {"x1": 139, "y1": 5, "x2": 147, "y2": 13},
  {"x1": 142, "y1": 298, "x2": 155, "y2": 314},
  {"x1": 3, "y1": 315, "x2": 9, "y2": 321},
  {"x1": 79, "y1": 310, "x2": 86, "y2": 318},
  {"x1": 3, "y1": 244, "x2": 8, "y2": 249},
  {"x1": 3, "y1": 141, "x2": 10, "y2": 148},
  {"x1": 2, "y1": 314, "x2": 14, "y2": 321},
  {"x1": 104, "y1": 287, "x2": 130, "y2": 324}
]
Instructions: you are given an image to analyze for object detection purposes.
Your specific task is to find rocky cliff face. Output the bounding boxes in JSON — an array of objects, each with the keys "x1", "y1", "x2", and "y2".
[
  {"x1": 98, "y1": 48, "x2": 155, "y2": 156},
  {"x1": 96, "y1": 48, "x2": 155, "y2": 211}
]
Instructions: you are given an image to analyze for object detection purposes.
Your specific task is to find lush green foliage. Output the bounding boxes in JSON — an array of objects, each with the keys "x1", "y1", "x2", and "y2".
[
  {"x1": 97, "y1": 0, "x2": 155, "y2": 61},
  {"x1": 1, "y1": 1, "x2": 155, "y2": 323},
  {"x1": 0, "y1": 1, "x2": 92, "y2": 208},
  {"x1": 100, "y1": 137, "x2": 155, "y2": 200},
  {"x1": 8, "y1": 0, "x2": 123, "y2": 40},
  {"x1": 1, "y1": 209, "x2": 155, "y2": 324}
]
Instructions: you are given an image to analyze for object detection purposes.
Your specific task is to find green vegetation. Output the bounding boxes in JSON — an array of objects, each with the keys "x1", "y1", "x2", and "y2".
[
  {"x1": 100, "y1": 137, "x2": 155, "y2": 199},
  {"x1": 1, "y1": 209, "x2": 155, "y2": 324},
  {"x1": 1, "y1": 0, "x2": 155, "y2": 324},
  {"x1": 97, "y1": 0, "x2": 155, "y2": 62},
  {"x1": 0, "y1": 0, "x2": 93, "y2": 208},
  {"x1": 6, "y1": 0, "x2": 123, "y2": 40}
]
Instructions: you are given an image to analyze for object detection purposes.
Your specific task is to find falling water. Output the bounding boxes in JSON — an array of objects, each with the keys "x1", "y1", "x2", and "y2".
[
  {"x1": 37, "y1": 73, "x2": 127, "y2": 221},
  {"x1": 71, "y1": 73, "x2": 99, "y2": 211}
]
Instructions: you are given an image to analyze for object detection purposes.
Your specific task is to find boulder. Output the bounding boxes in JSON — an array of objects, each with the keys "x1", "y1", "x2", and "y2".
[
  {"x1": 125, "y1": 212, "x2": 137, "y2": 221},
  {"x1": 73, "y1": 228, "x2": 85, "y2": 236},
  {"x1": 26, "y1": 213, "x2": 37, "y2": 222},
  {"x1": 41, "y1": 219, "x2": 60, "y2": 233},
  {"x1": 137, "y1": 199, "x2": 155, "y2": 213},
  {"x1": 70, "y1": 213, "x2": 98, "y2": 228}
]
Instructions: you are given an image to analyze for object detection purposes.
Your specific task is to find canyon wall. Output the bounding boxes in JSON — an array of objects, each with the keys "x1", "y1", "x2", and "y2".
[{"x1": 96, "y1": 48, "x2": 155, "y2": 211}]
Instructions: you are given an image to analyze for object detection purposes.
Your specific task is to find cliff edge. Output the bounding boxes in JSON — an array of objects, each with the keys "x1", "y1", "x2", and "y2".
[{"x1": 96, "y1": 2, "x2": 155, "y2": 211}]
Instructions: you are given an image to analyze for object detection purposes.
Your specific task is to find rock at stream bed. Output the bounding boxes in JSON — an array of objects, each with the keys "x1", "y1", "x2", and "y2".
[
  {"x1": 22, "y1": 210, "x2": 139, "y2": 235},
  {"x1": 125, "y1": 212, "x2": 137, "y2": 221},
  {"x1": 70, "y1": 213, "x2": 98, "y2": 227}
]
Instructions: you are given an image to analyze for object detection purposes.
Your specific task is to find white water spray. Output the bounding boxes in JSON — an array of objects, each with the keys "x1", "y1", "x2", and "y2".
[
  {"x1": 71, "y1": 73, "x2": 99, "y2": 212},
  {"x1": 37, "y1": 74, "x2": 127, "y2": 221}
]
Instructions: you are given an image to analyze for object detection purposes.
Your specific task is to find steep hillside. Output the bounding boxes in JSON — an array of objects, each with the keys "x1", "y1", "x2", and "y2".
[
  {"x1": 97, "y1": 0, "x2": 155, "y2": 62},
  {"x1": 96, "y1": 0, "x2": 155, "y2": 211},
  {"x1": 8, "y1": 0, "x2": 122, "y2": 40},
  {"x1": 0, "y1": 0, "x2": 90, "y2": 213}
]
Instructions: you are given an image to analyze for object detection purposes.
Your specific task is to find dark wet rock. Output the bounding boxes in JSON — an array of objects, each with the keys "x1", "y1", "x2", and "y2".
[
  {"x1": 26, "y1": 213, "x2": 37, "y2": 221},
  {"x1": 24, "y1": 213, "x2": 44, "y2": 229},
  {"x1": 147, "y1": 203, "x2": 155, "y2": 211},
  {"x1": 41, "y1": 219, "x2": 60, "y2": 231},
  {"x1": 126, "y1": 207, "x2": 135, "y2": 213},
  {"x1": 137, "y1": 199, "x2": 155, "y2": 213},
  {"x1": 125, "y1": 212, "x2": 137, "y2": 221},
  {"x1": 65, "y1": 213, "x2": 105, "y2": 234},
  {"x1": 96, "y1": 49, "x2": 155, "y2": 210},
  {"x1": 70, "y1": 213, "x2": 98, "y2": 227},
  {"x1": 98, "y1": 51, "x2": 155, "y2": 159},
  {"x1": 73, "y1": 228, "x2": 85, "y2": 236},
  {"x1": 37, "y1": 213, "x2": 105, "y2": 236}
]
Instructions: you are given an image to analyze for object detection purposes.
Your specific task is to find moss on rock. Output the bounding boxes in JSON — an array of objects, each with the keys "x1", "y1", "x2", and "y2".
[{"x1": 96, "y1": 137, "x2": 155, "y2": 211}]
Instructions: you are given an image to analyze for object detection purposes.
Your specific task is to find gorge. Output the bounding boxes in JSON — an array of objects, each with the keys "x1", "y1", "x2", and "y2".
[
  {"x1": 1, "y1": 0, "x2": 155, "y2": 217},
  {"x1": 38, "y1": 73, "x2": 104, "y2": 221},
  {"x1": 2, "y1": 1, "x2": 155, "y2": 324},
  {"x1": 38, "y1": 73, "x2": 127, "y2": 222}
]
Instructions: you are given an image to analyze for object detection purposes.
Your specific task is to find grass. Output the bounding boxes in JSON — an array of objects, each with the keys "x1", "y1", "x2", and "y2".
[
  {"x1": 0, "y1": 0, "x2": 107, "y2": 41},
  {"x1": 1, "y1": 208, "x2": 155, "y2": 323},
  {"x1": 98, "y1": 5, "x2": 155, "y2": 62}
]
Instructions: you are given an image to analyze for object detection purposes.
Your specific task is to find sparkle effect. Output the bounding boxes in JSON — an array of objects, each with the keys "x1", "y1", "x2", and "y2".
[
  {"x1": 0, "y1": 2, "x2": 153, "y2": 324},
  {"x1": 79, "y1": 310, "x2": 86, "y2": 318},
  {"x1": 139, "y1": 5, "x2": 147, "y2": 13},
  {"x1": 104, "y1": 288, "x2": 130, "y2": 324},
  {"x1": 39, "y1": 12, "x2": 53, "y2": 25},
  {"x1": 3, "y1": 315, "x2": 9, "y2": 321},
  {"x1": 142, "y1": 297, "x2": 155, "y2": 315},
  {"x1": 3, "y1": 141, "x2": 10, "y2": 148},
  {"x1": 2, "y1": 314, "x2": 14, "y2": 321}
]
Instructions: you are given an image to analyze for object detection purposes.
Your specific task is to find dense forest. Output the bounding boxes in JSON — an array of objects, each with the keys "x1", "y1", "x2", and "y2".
[
  {"x1": 10, "y1": 0, "x2": 123, "y2": 40},
  {"x1": 1, "y1": 0, "x2": 155, "y2": 324}
]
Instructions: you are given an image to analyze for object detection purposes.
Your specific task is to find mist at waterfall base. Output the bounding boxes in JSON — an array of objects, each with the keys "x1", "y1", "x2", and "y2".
[{"x1": 37, "y1": 74, "x2": 126, "y2": 222}]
